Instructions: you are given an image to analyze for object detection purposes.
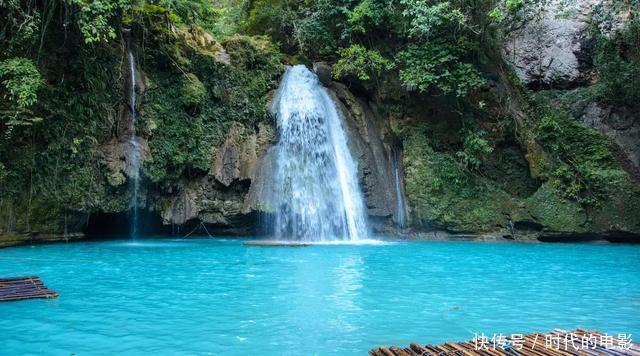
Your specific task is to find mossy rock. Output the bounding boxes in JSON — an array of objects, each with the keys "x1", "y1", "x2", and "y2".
[
  {"x1": 589, "y1": 181, "x2": 640, "y2": 233},
  {"x1": 107, "y1": 170, "x2": 127, "y2": 187},
  {"x1": 525, "y1": 183, "x2": 587, "y2": 232},
  {"x1": 403, "y1": 131, "x2": 517, "y2": 232},
  {"x1": 482, "y1": 143, "x2": 540, "y2": 197},
  {"x1": 223, "y1": 35, "x2": 282, "y2": 71},
  {"x1": 142, "y1": 30, "x2": 281, "y2": 185},
  {"x1": 181, "y1": 73, "x2": 207, "y2": 109}
]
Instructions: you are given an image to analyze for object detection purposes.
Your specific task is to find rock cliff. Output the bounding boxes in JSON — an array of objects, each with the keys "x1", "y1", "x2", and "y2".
[
  {"x1": 503, "y1": 0, "x2": 597, "y2": 88},
  {"x1": 156, "y1": 64, "x2": 404, "y2": 235}
]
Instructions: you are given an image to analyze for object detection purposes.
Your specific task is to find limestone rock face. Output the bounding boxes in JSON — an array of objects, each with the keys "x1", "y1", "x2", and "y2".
[
  {"x1": 579, "y1": 103, "x2": 640, "y2": 174},
  {"x1": 102, "y1": 48, "x2": 149, "y2": 188},
  {"x1": 242, "y1": 147, "x2": 278, "y2": 214},
  {"x1": 212, "y1": 125, "x2": 242, "y2": 187},
  {"x1": 158, "y1": 175, "x2": 251, "y2": 231},
  {"x1": 211, "y1": 122, "x2": 275, "y2": 186},
  {"x1": 158, "y1": 122, "x2": 274, "y2": 232},
  {"x1": 503, "y1": 0, "x2": 597, "y2": 88},
  {"x1": 102, "y1": 136, "x2": 150, "y2": 187}
]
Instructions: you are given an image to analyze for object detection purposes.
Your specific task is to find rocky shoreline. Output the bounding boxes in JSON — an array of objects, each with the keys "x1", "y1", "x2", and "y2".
[
  {"x1": 2, "y1": 228, "x2": 637, "y2": 249},
  {"x1": 0, "y1": 233, "x2": 85, "y2": 249}
]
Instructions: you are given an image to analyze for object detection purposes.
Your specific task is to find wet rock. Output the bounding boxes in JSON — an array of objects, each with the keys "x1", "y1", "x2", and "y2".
[
  {"x1": 313, "y1": 62, "x2": 333, "y2": 86},
  {"x1": 159, "y1": 174, "x2": 250, "y2": 229},
  {"x1": 160, "y1": 185, "x2": 200, "y2": 225},
  {"x1": 102, "y1": 136, "x2": 150, "y2": 186},
  {"x1": 241, "y1": 122, "x2": 275, "y2": 179},
  {"x1": 327, "y1": 82, "x2": 398, "y2": 220},
  {"x1": 101, "y1": 51, "x2": 149, "y2": 186},
  {"x1": 243, "y1": 147, "x2": 278, "y2": 213}
]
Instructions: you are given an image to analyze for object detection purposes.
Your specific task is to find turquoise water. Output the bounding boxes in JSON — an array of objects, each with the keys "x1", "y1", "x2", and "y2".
[{"x1": 0, "y1": 238, "x2": 639, "y2": 355}]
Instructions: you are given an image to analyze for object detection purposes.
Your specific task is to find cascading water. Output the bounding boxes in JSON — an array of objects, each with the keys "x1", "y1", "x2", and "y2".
[
  {"x1": 268, "y1": 65, "x2": 368, "y2": 241},
  {"x1": 127, "y1": 48, "x2": 141, "y2": 239},
  {"x1": 392, "y1": 147, "x2": 406, "y2": 229}
]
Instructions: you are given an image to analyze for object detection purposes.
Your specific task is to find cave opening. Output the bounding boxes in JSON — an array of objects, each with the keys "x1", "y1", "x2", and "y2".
[{"x1": 83, "y1": 210, "x2": 170, "y2": 237}]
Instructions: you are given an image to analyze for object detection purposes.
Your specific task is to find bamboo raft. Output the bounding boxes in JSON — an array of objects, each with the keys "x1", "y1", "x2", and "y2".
[
  {"x1": 0, "y1": 276, "x2": 59, "y2": 302},
  {"x1": 371, "y1": 329, "x2": 640, "y2": 356}
]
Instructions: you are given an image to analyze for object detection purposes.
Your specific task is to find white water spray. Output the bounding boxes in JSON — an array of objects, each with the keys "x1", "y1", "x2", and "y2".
[
  {"x1": 268, "y1": 65, "x2": 369, "y2": 241},
  {"x1": 127, "y1": 49, "x2": 141, "y2": 239}
]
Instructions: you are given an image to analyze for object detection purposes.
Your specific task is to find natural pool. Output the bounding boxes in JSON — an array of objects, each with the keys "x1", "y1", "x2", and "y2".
[{"x1": 0, "y1": 238, "x2": 639, "y2": 355}]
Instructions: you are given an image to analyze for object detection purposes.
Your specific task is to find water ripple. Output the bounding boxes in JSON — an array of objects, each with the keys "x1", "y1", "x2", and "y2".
[{"x1": 0, "y1": 238, "x2": 638, "y2": 355}]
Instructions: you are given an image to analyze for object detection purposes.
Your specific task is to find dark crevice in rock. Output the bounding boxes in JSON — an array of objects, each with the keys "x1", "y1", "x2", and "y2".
[
  {"x1": 83, "y1": 208, "x2": 259, "y2": 237},
  {"x1": 537, "y1": 231, "x2": 640, "y2": 243},
  {"x1": 173, "y1": 213, "x2": 258, "y2": 237},
  {"x1": 83, "y1": 210, "x2": 164, "y2": 237},
  {"x1": 604, "y1": 232, "x2": 640, "y2": 243},
  {"x1": 83, "y1": 211, "x2": 131, "y2": 236},
  {"x1": 513, "y1": 220, "x2": 545, "y2": 232},
  {"x1": 482, "y1": 141, "x2": 542, "y2": 198}
]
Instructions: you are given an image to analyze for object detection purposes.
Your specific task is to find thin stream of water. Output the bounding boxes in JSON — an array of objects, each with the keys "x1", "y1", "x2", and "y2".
[
  {"x1": 127, "y1": 49, "x2": 141, "y2": 239},
  {"x1": 392, "y1": 147, "x2": 406, "y2": 229}
]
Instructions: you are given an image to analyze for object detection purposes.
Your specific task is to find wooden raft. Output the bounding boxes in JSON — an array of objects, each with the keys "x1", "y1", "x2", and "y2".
[
  {"x1": 371, "y1": 329, "x2": 640, "y2": 356},
  {"x1": 0, "y1": 276, "x2": 59, "y2": 302}
]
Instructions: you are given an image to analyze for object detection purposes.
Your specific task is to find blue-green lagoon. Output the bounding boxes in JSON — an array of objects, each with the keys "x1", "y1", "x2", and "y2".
[{"x1": 0, "y1": 238, "x2": 638, "y2": 355}]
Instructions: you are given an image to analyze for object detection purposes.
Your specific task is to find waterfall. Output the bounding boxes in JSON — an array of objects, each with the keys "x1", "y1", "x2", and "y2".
[
  {"x1": 268, "y1": 65, "x2": 368, "y2": 241},
  {"x1": 392, "y1": 147, "x2": 406, "y2": 229},
  {"x1": 127, "y1": 48, "x2": 141, "y2": 239}
]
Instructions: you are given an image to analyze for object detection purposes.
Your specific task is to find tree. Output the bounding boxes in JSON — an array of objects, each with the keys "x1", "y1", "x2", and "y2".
[
  {"x1": 396, "y1": 41, "x2": 484, "y2": 97},
  {"x1": 66, "y1": 0, "x2": 130, "y2": 43},
  {"x1": 333, "y1": 44, "x2": 393, "y2": 81},
  {"x1": 400, "y1": 0, "x2": 464, "y2": 39},
  {"x1": 0, "y1": 57, "x2": 44, "y2": 137}
]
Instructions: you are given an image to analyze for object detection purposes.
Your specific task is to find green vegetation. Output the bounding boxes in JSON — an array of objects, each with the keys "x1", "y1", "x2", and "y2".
[
  {"x1": 0, "y1": 58, "x2": 45, "y2": 138},
  {"x1": 0, "y1": 58, "x2": 44, "y2": 110},
  {"x1": 0, "y1": 0, "x2": 281, "y2": 235},
  {"x1": 68, "y1": 0, "x2": 130, "y2": 43},
  {"x1": 403, "y1": 129, "x2": 517, "y2": 232},
  {"x1": 456, "y1": 128, "x2": 494, "y2": 171},
  {"x1": 533, "y1": 106, "x2": 626, "y2": 206},
  {"x1": 244, "y1": 0, "x2": 504, "y2": 97},
  {"x1": 1, "y1": 0, "x2": 638, "y2": 238},
  {"x1": 142, "y1": 33, "x2": 282, "y2": 184},
  {"x1": 396, "y1": 42, "x2": 485, "y2": 97},
  {"x1": 592, "y1": 9, "x2": 640, "y2": 109},
  {"x1": 332, "y1": 45, "x2": 393, "y2": 82}
]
